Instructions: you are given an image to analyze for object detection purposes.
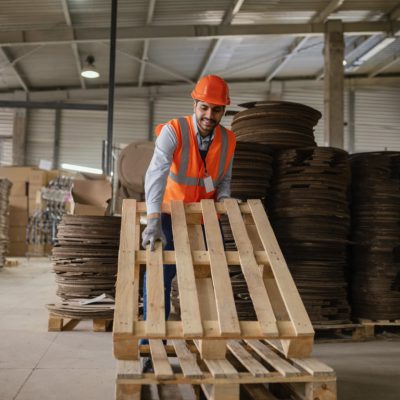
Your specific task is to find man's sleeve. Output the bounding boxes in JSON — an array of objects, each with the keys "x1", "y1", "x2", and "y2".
[
  {"x1": 145, "y1": 125, "x2": 177, "y2": 214},
  {"x1": 216, "y1": 156, "x2": 234, "y2": 201}
]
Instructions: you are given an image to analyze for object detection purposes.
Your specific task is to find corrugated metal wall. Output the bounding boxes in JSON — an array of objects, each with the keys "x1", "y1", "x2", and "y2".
[
  {"x1": 354, "y1": 88, "x2": 400, "y2": 152},
  {"x1": 0, "y1": 108, "x2": 14, "y2": 165},
  {"x1": 21, "y1": 85, "x2": 400, "y2": 168},
  {"x1": 26, "y1": 109, "x2": 55, "y2": 167}
]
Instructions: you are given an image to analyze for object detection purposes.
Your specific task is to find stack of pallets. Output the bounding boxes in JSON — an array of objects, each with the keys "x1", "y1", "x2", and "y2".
[{"x1": 113, "y1": 200, "x2": 337, "y2": 400}]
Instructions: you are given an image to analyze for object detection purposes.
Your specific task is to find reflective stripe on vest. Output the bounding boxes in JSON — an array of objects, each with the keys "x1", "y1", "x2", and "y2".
[{"x1": 168, "y1": 117, "x2": 229, "y2": 187}]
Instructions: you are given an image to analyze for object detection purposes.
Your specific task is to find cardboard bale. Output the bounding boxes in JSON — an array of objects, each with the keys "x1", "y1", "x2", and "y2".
[
  {"x1": 8, "y1": 242, "x2": 27, "y2": 256},
  {"x1": 28, "y1": 184, "x2": 43, "y2": 200},
  {"x1": 29, "y1": 199, "x2": 40, "y2": 216},
  {"x1": 0, "y1": 167, "x2": 33, "y2": 183},
  {"x1": 9, "y1": 209, "x2": 28, "y2": 226},
  {"x1": 72, "y1": 179, "x2": 111, "y2": 207},
  {"x1": 28, "y1": 243, "x2": 52, "y2": 256},
  {"x1": 73, "y1": 203, "x2": 106, "y2": 216},
  {"x1": 9, "y1": 196, "x2": 28, "y2": 210},
  {"x1": 9, "y1": 227, "x2": 27, "y2": 242},
  {"x1": 117, "y1": 141, "x2": 154, "y2": 193},
  {"x1": 10, "y1": 181, "x2": 28, "y2": 197},
  {"x1": 29, "y1": 169, "x2": 48, "y2": 185}
]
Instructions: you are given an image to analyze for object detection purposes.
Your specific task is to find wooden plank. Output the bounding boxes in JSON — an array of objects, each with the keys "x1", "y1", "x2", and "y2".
[
  {"x1": 290, "y1": 358, "x2": 335, "y2": 377},
  {"x1": 114, "y1": 199, "x2": 138, "y2": 337},
  {"x1": 136, "y1": 250, "x2": 271, "y2": 266},
  {"x1": 204, "y1": 359, "x2": 239, "y2": 379},
  {"x1": 227, "y1": 340, "x2": 272, "y2": 377},
  {"x1": 172, "y1": 340, "x2": 203, "y2": 378},
  {"x1": 189, "y1": 223, "x2": 227, "y2": 359},
  {"x1": 149, "y1": 339, "x2": 174, "y2": 380},
  {"x1": 126, "y1": 319, "x2": 298, "y2": 339},
  {"x1": 48, "y1": 315, "x2": 63, "y2": 331},
  {"x1": 247, "y1": 199, "x2": 313, "y2": 336},
  {"x1": 245, "y1": 340, "x2": 302, "y2": 377},
  {"x1": 170, "y1": 200, "x2": 203, "y2": 337},
  {"x1": 201, "y1": 383, "x2": 240, "y2": 400},
  {"x1": 224, "y1": 199, "x2": 278, "y2": 337},
  {"x1": 137, "y1": 201, "x2": 251, "y2": 214},
  {"x1": 145, "y1": 243, "x2": 166, "y2": 337},
  {"x1": 117, "y1": 360, "x2": 143, "y2": 379},
  {"x1": 115, "y1": 383, "x2": 141, "y2": 400},
  {"x1": 201, "y1": 199, "x2": 240, "y2": 337}
]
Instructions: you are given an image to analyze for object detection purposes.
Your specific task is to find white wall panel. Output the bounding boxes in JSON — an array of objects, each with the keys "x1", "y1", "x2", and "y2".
[
  {"x1": 26, "y1": 109, "x2": 55, "y2": 167},
  {"x1": 0, "y1": 108, "x2": 14, "y2": 165},
  {"x1": 60, "y1": 99, "x2": 148, "y2": 169},
  {"x1": 354, "y1": 88, "x2": 400, "y2": 153}
]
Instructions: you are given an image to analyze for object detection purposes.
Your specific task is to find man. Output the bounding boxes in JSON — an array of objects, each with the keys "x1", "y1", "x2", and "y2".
[{"x1": 140, "y1": 75, "x2": 236, "y2": 368}]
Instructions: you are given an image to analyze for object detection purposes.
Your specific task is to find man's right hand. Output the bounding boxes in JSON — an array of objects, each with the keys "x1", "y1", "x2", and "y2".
[{"x1": 141, "y1": 216, "x2": 167, "y2": 251}]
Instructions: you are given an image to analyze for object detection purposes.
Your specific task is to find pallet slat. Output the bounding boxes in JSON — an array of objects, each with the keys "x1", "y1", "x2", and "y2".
[
  {"x1": 245, "y1": 340, "x2": 302, "y2": 377},
  {"x1": 248, "y1": 199, "x2": 313, "y2": 336},
  {"x1": 201, "y1": 199, "x2": 241, "y2": 337},
  {"x1": 225, "y1": 199, "x2": 279, "y2": 337},
  {"x1": 150, "y1": 340, "x2": 174, "y2": 380},
  {"x1": 227, "y1": 340, "x2": 272, "y2": 377},
  {"x1": 172, "y1": 340, "x2": 203, "y2": 379},
  {"x1": 170, "y1": 201, "x2": 203, "y2": 337},
  {"x1": 145, "y1": 244, "x2": 166, "y2": 337}
]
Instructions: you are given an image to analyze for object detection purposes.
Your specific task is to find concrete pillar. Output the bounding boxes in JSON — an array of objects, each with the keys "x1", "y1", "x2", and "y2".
[
  {"x1": 324, "y1": 20, "x2": 344, "y2": 148},
  {"x1": 12, "y1": 92, "x2": 28, "y2": 165}
]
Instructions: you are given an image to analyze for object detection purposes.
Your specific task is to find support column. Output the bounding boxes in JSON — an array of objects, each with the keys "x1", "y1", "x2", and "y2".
[
  {"x1": 53, "y1": 108, "x2": 61, "y2": 169},
  {"x1": 347, "y1": 88, "x2": 355, "y2": 154},
  {"x1": 12, "y1": 109, "x2": 27, "y2": 165},
  {"x1": 12, "y1": 93, "x2": 28, "y2": 165},
  {"x1": 148, "y1": 97, "x2": 155, "y2": 141},
  {"x1": 324, "y1": 20, "x2": 344, "y2": 148}
]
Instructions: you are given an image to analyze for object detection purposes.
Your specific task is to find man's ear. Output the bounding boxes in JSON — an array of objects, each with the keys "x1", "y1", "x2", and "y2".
[{"x1": 193, "y1": 100, "x2": 197, "y2": 111}]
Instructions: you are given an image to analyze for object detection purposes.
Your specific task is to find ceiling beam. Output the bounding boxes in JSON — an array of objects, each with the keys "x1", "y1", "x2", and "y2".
[
  {"x1": 1, "y1": 76, "x2": 399, "y2": 102},
  {"x1": 312, "y1": 0, "x2": 345, "y2": 24},
  {"x1": 112, "y1": 45, "x2": 194, "y2": 84},
  {"x1": 0, "y1": 47, "x2": 29, "y2": 92},
  {"x1": 369, "y1": 53, "x2": 400, "y2": 77},
  {"x1": 265, "y1": 0, "x2": 345, "y2": 82},
  {"x1": 196, "y1": 0, "x2": 245, "y2": 79},
  {"x1": 61, "y1": 0, "x2": 86, "y2": 89},
  {"x1": 390, "y1": 4, "x2": 400, "y2": 20},
  {"x1": 138, "y1": 0, "x2": 157, "y2": 87},
  {"x1": 0, "y1": 21, "x2": 398, "y2": 46}
]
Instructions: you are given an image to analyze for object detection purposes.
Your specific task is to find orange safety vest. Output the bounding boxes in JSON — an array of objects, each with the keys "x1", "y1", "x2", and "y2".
[{"x1": 155, "y1": 116, "x2": 236, "y2": 203}]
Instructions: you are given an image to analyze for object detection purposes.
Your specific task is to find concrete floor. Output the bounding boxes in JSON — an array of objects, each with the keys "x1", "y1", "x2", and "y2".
[{"x1": 0, "y1": 258, "x2": 399, "y2": 400}]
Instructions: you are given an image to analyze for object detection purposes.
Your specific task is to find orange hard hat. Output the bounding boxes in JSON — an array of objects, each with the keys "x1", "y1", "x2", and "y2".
[{"x1": 191, "y1": 75, "x2": 230, "y2": 106}]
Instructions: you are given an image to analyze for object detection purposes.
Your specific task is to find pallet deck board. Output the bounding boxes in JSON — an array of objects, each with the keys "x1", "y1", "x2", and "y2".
[{"x1": 170, "y1": 201, "x2": 203, "y2": 337}]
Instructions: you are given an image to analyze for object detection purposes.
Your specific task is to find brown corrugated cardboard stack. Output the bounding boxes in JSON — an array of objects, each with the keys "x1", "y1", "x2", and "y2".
[
  {"x1": 0, "y1": 167, "x2": 73, "y2": 256},
  {"x1": 0, "y1": 167, "x2": 31, "y2": 256},
  {"x1": 0, "y1": 178, "x2": 12, "y2": 266}
]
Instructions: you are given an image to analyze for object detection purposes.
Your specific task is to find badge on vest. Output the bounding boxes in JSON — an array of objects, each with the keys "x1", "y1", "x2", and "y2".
[{"x1": 204, "y1": 175, "x2": 214, "y2": 193}]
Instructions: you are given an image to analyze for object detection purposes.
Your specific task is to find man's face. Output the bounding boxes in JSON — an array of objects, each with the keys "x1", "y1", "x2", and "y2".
[{"x1": 194, "y1": 100, "x2": 225, "y2": 136}]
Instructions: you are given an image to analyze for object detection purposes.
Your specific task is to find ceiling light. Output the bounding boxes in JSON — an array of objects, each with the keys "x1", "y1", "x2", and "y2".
[
  {"x1": 61, "y1": 163, "x2": 103, "y2": 174},
  {"x1": 357, "y1": 37, "x2": 396, "y2": 63},
  {"x1": 342, "y1": 60, "x2": 347, "y2": 66},
  {"x1": 81, "y1": 55, "x2": 100, "y2": 79}
]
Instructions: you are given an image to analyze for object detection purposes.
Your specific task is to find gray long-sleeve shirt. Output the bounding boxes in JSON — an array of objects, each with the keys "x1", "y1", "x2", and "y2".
[{"x1": 145, "y1": 114, "x2": 233, "y2": 214}]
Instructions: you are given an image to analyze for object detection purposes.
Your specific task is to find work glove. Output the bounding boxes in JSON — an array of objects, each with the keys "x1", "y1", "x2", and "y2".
[
  {"x1": 220, "y1": 197, "x2": 243, "y2": 204},
  {"x1": 141, "y1": 217, "x2": 167, "y2": 251}
]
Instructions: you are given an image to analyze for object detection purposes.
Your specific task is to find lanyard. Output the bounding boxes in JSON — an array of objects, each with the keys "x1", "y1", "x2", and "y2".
[{"x1": 199, "y1": 135, "x2": 212, "y2": 174}]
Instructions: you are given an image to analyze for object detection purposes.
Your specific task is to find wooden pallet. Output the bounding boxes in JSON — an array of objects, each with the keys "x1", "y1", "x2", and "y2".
[
  {"x1": 314, "y1": 323, "x2": 363, "y2": 342},
  {"x1": 115, "y1": 339, "x2": 336, "y2": 400},
  {"x1": 113, "y1": 200, "x2": 314, "y2": 361},
  {"x1": 353, "y1": 319, "x2": 400, "y2": 339},
  {"x1": 48, "y1": 313, "x2": 113, "y2": 332}
]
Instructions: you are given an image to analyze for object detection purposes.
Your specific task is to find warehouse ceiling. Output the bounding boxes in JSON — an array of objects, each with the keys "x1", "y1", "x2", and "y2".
[{"x1": 0, "y1": 0, "x2": 399, "y2": 97}]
